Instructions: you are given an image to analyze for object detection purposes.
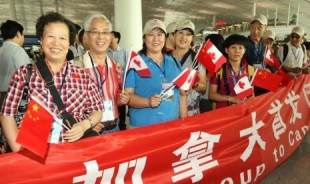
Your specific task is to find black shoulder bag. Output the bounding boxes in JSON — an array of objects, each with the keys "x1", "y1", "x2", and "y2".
[{"x1": 35, "y1": 59, "x2": 99, "y2": 138}]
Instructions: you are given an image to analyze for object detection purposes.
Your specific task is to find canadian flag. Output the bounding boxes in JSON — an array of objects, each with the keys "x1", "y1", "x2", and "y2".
[
  {"x1": 234, "y1": 76, "x2": 254, "y2": 99},
  {"x1": 173, "y1": 68, "x2": 198, "y2": 91},
  {"x1": 196, "y1": 40, "x2": 226, "y2": 76},
  {"x1": 264, "y1": 48, "x2": 281, "y2": 69},
  {"x1": 126, "y1": 51, "x2": 151, "y2": 77}
]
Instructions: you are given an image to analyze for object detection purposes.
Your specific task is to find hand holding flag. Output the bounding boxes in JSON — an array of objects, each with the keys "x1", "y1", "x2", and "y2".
[
  {"x1": 234, "y1": 76, "x2": 254, "y2": 99},
  {"x1": 196, "y1": 40, "x2": 226, "y2": 76}
]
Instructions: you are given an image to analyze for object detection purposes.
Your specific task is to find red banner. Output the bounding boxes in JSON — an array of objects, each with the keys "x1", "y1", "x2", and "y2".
[{"x1": 1, "y1": 75, "x2": 310, "y2": 184}]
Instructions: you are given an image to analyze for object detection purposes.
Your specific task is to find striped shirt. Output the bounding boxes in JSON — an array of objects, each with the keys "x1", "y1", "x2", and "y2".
[{"x1": 82, "y1": 51, "x2": 123, "y2": 119}]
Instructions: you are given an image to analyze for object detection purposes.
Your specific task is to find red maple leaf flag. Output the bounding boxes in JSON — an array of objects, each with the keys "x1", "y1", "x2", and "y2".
[
  {"x1": 173, "y1": 68, "x2": 198, "y2": 91},
  {"x1": 196, "y1": 40, "x2": 226, "y2": 76},
  {"x1": 126, "y1": 50, "x2": 151, "y2": 77},
  {"x1": 16, "y1": 96, "x2": 54, "y2": 157},
  {"x1": 234, "y1": 76, "x2": 254, "y2": 99},
  {"x1": 251, "y1": 68, "x2": 283, "y2": 92},
  {"x1": 264, "y1": 48, "x2": 281, "y2": 69}
]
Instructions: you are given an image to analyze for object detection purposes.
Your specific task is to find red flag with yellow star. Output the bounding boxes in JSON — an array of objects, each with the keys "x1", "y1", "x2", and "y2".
[
  {"x1": 16, "y1": 96, "x2": 54, "y2": 157},
  {"x1": 251, "y1": 68, "x2": 283, "y2": 92}
]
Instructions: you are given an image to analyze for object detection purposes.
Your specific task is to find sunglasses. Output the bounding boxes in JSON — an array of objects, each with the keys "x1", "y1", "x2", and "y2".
[{"x1": 290, "y1": 35, "x2": 300, "y2": 39}]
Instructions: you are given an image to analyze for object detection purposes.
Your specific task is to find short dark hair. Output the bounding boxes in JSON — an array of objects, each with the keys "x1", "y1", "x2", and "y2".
[
  {"x1": 78, "y1": 28, "x2": 85, "y2": 43},
  {"x1": 111, "y1": 31, "x2": 121, "y2": 44},
  {"x1": 223, "y1": 34, "x2": 248, "y2": 49},
  {"x1": 204, "y1": 34, "x2": 224, "y2": 51},
  {"x1": 222, "y1": 34, "x2": 248, "y2": 57},
  {"x1": 0, "y1": 20, "x2": 24, "y2": 40},
  {"x1": 35, "y1": 12, "x2": 76, "y2": 45}
]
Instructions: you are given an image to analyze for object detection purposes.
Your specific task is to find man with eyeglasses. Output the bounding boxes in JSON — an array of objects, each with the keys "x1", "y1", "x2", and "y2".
[{"x1": 277, "y1": 26, "x2": 307, "y2": 77}]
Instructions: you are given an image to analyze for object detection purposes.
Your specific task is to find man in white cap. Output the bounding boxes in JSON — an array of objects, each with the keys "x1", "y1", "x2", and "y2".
[
  {"x1": 277, "y1": 26, "x2": 307, "y2": 77},
  {"x1": 165, "y1": 21, "x2": 177, "y2": 52},
  {"x1": 245, "y1": 14, "x2": 268, "y2": 96}
]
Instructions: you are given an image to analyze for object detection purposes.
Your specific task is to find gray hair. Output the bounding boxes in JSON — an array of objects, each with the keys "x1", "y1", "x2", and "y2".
[{"x1": 83, "y1": 14, "x2": 112, "y2": 31}]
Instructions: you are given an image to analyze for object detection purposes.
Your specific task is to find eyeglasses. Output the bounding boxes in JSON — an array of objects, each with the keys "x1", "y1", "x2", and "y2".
[
  {"x1": 87, "y1": 30, "x2": 111, "y2": 37},
  {"x1": 290, "y1": 35, "x2": 300, "y2": 39}
]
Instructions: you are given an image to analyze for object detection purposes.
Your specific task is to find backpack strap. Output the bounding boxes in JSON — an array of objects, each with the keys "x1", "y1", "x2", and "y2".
[
  {"x1": 283, "y1": 44, "x2": 288, "y2": 62},
  {"x1": 222, "y1": 64, "x2": 231, "y2": 106}
]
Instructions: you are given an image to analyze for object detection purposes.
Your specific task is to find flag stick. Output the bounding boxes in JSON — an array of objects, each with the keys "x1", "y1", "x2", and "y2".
[
  {"x1": 250, "y1": 68, "x2": 258, "y2": 85},
  {"x1": 122, "y1": 47, "x2": 133, "y2": 91}
]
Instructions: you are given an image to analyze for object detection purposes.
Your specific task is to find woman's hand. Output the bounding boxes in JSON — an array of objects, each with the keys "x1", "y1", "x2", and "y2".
[
  {"x1": 118, "y1": 90, "x2": 130, "y2": 105},
  {"x1": 148, "y1": 94, "x2": 161, "y2": 108},
  {"x1": 63, "y1": 119, "x2": 89, "y2": 142}
]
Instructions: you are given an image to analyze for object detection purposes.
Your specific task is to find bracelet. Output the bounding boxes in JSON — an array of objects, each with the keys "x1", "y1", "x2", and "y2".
[{"x1": 87, "y1": 118, "x2": 94, "y2": 128}]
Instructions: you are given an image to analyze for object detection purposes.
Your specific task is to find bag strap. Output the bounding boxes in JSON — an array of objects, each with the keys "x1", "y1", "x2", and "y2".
[
  {"x1": 222, "y1": 64, "x2": 231, "y2": 106},
  {"x1": 283, "y1": 44, "x2": 288, "y2": 62},
  {"x1": 35, "y1": 59, "x2": 75, "y2": 128}
]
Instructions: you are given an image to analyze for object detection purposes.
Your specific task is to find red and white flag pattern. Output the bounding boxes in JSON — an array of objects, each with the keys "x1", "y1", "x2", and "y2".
[
  {"x1": 126, "y1": 51, "x2": 151, "y2": 77},
  {"x1": 234, "y1": 76, "x2": 254, "y2": 99},
  {"x1": 196, "y1": 40, "x2": 226, "y2": 76},
  {"x1": 264, "y1": 48, "x2": 281, "y2": 69},
  {"x1": 173, "y1": 68, "x2": 198, "y2": 91}
]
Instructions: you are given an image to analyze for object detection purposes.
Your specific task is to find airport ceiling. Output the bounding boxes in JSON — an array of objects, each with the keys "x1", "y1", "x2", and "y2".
[{"x1": 0, "y1": 0, "x2": 309, "y2": 37}]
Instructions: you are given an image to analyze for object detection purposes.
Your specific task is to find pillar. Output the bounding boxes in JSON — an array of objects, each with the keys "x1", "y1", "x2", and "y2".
[{"x1": 114, "y1": 0, "x2": 143, "y2": 52}]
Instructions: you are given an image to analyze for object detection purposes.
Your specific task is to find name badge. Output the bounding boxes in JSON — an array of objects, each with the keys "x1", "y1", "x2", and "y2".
[
  {"x1": 49, "y1": 117, "x2": 63, "y2": 144},
  {"x1": 101, "y1": 100, "x2": 115, "y2": 122}
]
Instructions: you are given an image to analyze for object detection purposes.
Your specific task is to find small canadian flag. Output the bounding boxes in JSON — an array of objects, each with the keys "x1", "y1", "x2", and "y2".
[
  {"x1": 126, "y1": 51, "x2": 151, "y2": 77},
  {"x1": 234, "y1": 76, "x2": 254, "y2": 99},
  {"x1": 173, "y1": 68, "x2": 198, "y2": 91}
]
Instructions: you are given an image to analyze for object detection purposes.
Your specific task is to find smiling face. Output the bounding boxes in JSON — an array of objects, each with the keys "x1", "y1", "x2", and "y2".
[
  {"x1": 40, "y1": 22, "x2": 70, "y2": 63},
  {"x1": 86, "y1": 18, "x2": 111, "y2": 55},
  {"x1": 174, "y1": 29, "x2": 193, "y2": 50},
  {"x1": 143, "y1": 28, "x2": 166, "y2": 54}
]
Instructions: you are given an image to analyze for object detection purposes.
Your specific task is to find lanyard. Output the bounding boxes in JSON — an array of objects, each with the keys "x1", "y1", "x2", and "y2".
[
  {"x1": 290, "y1": 48, "x2": 299, "y2": 60},
  {"x1": 149, "y1": 55, "x2": 166, "y2": 78},
  {"x1": 89, "y1": 53, "x2": 109, "y2": 92},
  {"x1": 58, "y1": 62, "x2": 69, "y2": 95},
  {"x1": 229, "y1": 64, "x2": 242, "y2": 86}
]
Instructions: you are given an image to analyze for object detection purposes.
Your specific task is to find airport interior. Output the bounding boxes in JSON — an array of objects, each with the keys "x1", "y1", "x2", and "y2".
[{"x1": 0, "y1": 0, "x2": 309, "y2": 183}]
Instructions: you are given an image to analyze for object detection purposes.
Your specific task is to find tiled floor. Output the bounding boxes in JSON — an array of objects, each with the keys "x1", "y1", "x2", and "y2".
[{"x1": 261, "y1": 135, "x2": 310, "y2": 184}]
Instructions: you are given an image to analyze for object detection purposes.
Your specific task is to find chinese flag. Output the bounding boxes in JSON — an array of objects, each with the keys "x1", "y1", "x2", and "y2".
[
  {"x1": 276, "y1": 68, "x2": 293, "y2": 86},
  {"x1": 234, "y1": 76, "x2": 254, "y2": 99},
  {"x1": 196, "y1": 40, "x2": 226, "y2": 76},
  {"x1": 251, "y1": 68, "x2": 283, "y2": 92},
  {"x1": 173, "y1": 68, "x2": 198, "y2": 91},
  {"x1": 264, "y1": 48, "x2": 281, "y2": 69},
  {"x1": 16, "y1": 96, "x2": 54, "y2": 157},
  {"x1": 126, "y1": 50, "x2": 151, "y2": 77}
]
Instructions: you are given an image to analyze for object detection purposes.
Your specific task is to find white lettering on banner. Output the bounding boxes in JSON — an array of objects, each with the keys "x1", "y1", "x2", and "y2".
[
  {"x1": 240, "y1": 112, "x2": 266, "y2": 162},
  {"x1": 72, "y1": 157, "x2": 147, "y2": 184},
  {"x1": 171, "y1": 131, "x2": 221, "y2": 183},
  {"x1": 284, "y1": 90, "x2": 301, "y2": 124},
  {"x1": 303, "y1": 83, "x2": 310, "y2": 108},
  {"x1": 73, "y1": 160, "x2": 103, "y2": 184},
  {"x1": 220, "y1": 163, "x2": 266, "y2": 184},
  {"x1": 268, "y1": 100, "x2": 286, "y2": 140}
]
